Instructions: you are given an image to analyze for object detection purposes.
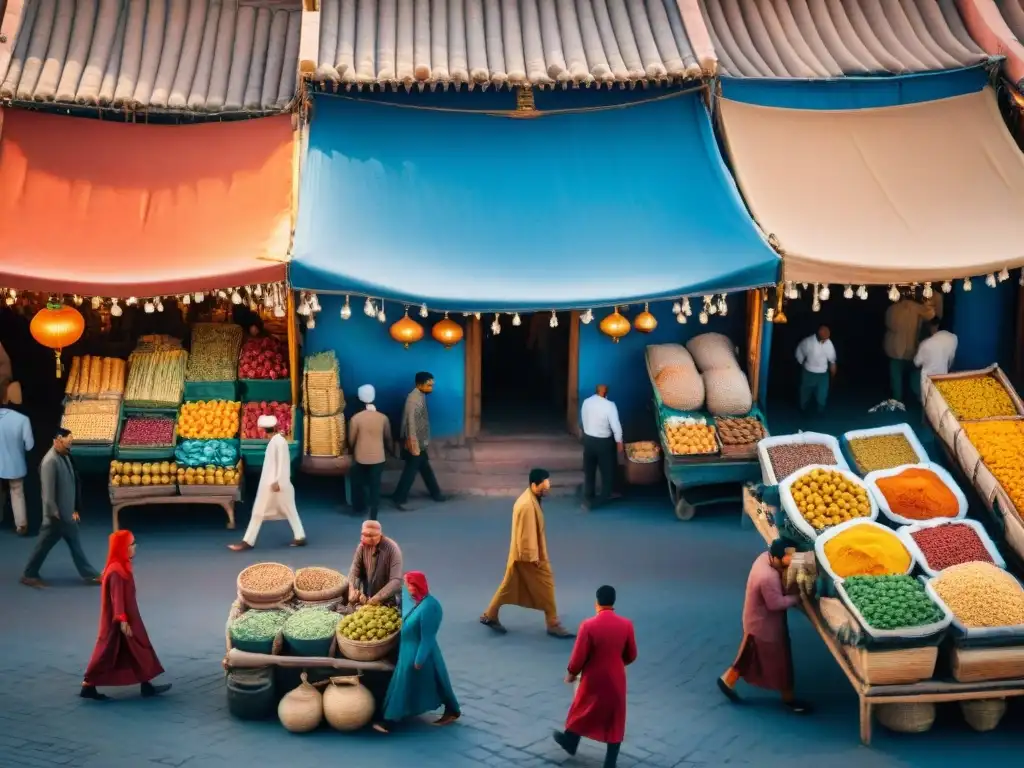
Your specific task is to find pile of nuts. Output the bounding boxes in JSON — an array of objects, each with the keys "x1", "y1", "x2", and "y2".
[
  {"x1": 295, "y1": 567, "x2": 344, "y2": 594},
  {"x1": 848, "y1": 433, "x2": 919, "y2": 473},
  {"x1": 932, "y1": 561, "x2": 1024, "y2": 627},
  {"x1": 238, "y1": 562, "x2": 295, "y2": 599},
  {"x1": 767, "y1": 443, "x2": 838, "y2": 481},
  {"x1": 716, "y1": 416, "x2": 766, "y2": 446},
  {"x1": 911, "y1": 524, "x2": 993, "y2": 571}
]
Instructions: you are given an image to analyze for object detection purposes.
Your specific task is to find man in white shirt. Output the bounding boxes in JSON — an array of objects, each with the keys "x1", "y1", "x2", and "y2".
[
  {"x1": 795, "y1": 326, "x2": 837, "y2": 413},
  {"x1": 580, "y1": 384, "x2": 622, "y2": 511},
  {"x1": 914, "y1": 321, "x2": 957, "y2": 393}
]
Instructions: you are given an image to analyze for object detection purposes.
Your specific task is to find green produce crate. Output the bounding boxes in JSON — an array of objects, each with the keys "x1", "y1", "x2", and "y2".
[
  {"x1": 239, "y1": 378, "x2": 291, "y2": 404},
  {"x1": 70, "y1": 442, "x2": 115, "y2": 473},
  {"x1": 115, "y1": 409, "x2": 177, "y2": 460},
  {"x1": 184, "y1": 380, "x2": 238, "y2": 402},
  {"x1": 230, "y1": 635, "x2": 277, "y2": 655},
  {"x1": 283, "y1": 634, "x2": 335, "y2": 658}
]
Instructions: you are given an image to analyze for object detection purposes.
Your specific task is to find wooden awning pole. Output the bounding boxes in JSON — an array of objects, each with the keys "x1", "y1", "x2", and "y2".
[{"x1": 287, "y1": 290, "x2": 299, "y2": 405}]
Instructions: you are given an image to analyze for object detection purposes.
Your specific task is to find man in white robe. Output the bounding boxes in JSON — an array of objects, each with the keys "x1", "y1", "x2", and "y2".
[{"x1": 228, "y1": 415, "x2": 306, "y2": 551}]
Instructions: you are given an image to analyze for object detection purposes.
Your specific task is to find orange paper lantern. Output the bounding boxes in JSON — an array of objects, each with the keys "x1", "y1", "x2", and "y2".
[
  {"x1": 432, "y1": 314, "x2": 464, "y2": 349},
  {"x1": 599, "y1": 307, "x2": 631, "y2": 343},
  {"x1": 634, "y1": 303, "x2": 658, "y2": 333},
  {"x1": 390, "y1": 312, "x2": 425, "y2": 349},
  {"x1": 31, "y1": 301, "x2": 85, "y2": 377}
]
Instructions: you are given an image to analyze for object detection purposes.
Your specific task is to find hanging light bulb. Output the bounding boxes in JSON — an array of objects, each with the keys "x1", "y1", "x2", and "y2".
[
  {"x1": 963, "y1": 277, "x2": 973, "y2": 292},
  {"x1": 490, "y1": 314, "x2": 501, "y2": 335},
  {"x1": 310, "y1": 294, "x2": 321, "y2": 313},
  {"x1": 549, "y1": 311, "x2": 558, "y2": 328},
  {"x1": 5, "y1": 295, "x2": 14, "y2": 306},
  {"x1": 377, "y1": 305, "x2": 387, "y2": 323},
  {"x1": 110, "y1": 299, "x2": 122, "y2": 317},
  {"x1": 194, "y1": 291, "x2": 205, "y2": 303},
  {"x1": 682, "y1": 298, "x2": 692, "y2": 317},
  {"x1": 671, "y1": 301, "x2": 681, "y2": 315},
  {"x1": 297, "y1": 297, "x2": 311, "y2": 316},
  {"x1": 843, "y1": 285, "x2": 853, "y2": 299},
  {"x1": 698, "y1": 311, "x2": 709, "y2": 325},
  {"x1": 143, "y1": 301, "x2": 155, "y2": 314},
  {"x1": 8, "y1": 290, "x2": 16, "y2": 299},
  {"x1": 704, "y1": 295, "x2": 717, "y2": 316},
  {"x1": 887, "y1": 285, "x2": 899, "y2": 302},
  {"x1": 818, "y1": 285, "x2": 830, "y2": 301},
  {"x1": 512, "y1": 312, "x2": 522, "y2": 326},
  {"x1": 419, "y1": 304, "x2": 429, "y2": 318},
  {"x1": 273, "y1": 305, "x2": 285, "y2": 318},
  {"x1": 254, "y1": 285, "x2": 263, "y2": 298},
  {"x1": 999, "y1": 267, "x2": 1010, "y2": 282},
  {"x1": 855, "y1": 285, "x2": 867, "y2": 300},
  {"x1": 306, "y1": 316, "x2": 316, "y2": 330},
  {"x1": 580, "y1": 309, "x2": 593, "y2": 325},
  {"x1": 91, "y1": 296, "x2": 102, "y2": 310},
  {"x1": 922, "y1": 282, "x2": 933, "y2": 299},
  {"x1": 182, "y1": 293, "x2": 191, "y2": 306},
  {"x1": 717, "y1": 294, "x2": 728, "y2": 317},
  {"x1": 940, "y1": 281, "x2": 952, "y2": 293},
  {"x1": 986, "y1": 273, "x2": 997, "y2": 288},
  {"x1": 126, "y1": 296, "x2": 137, "y2": 306},
  {"x1": 766, "y1": 307, "x2": 775, "y2": 322},
  {"x1": 676, "y1": 310, "x2": 687, "y2": 324},
  {"x1": 812, "y1": 296, "x2": 821, "y2": 313},
  {"x1": 364, "y1": 297, "x2": 375, "y2": 317},
  {"x1": 474, "y1": 312, "x2": 481, "y2": 320},
  {"x1": 156, "y1": 299, "x2": 164, "y2": 312},
  {"x1": 229, "y1": 290, "x2": 241, "y2": 305},
  {"x1": 340, "y1": 296, "x2": 352, "y2": 320},
  {"x1": 215, "y1": 290, "x2": 226, "y2": 300}
]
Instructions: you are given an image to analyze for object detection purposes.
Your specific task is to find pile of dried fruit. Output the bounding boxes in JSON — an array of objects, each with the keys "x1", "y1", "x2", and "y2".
[
  {"x1": 767, "y1": 443, "x2": 838, "y2": 481},
  {"x1": 295, "y1": 567, "x2": 345, "y2": 594},
  {"x1": 715, "y1": 416, "x2": 766, "y2": 446},
  {"x1": 187, "y1": 323, "x2": 243, "y2": 382},
  {"x1": 238, "y1": 562, "x2": 295, "y2": 598},
  {"x1": 962, "y1": 420, "x2": 1024, "y2": 514},
  {"x1": 119, "y1": 416, "x2": 175, "y2": 447},
  {"x1": 932, "y1": 562, "x2": 1024, "y2": 627},
  {"x1": 848, "y1": 433, "x2": 920, "y2": 473},
  {"x1": 844, "y1": 574, "x2": 945, "y2": 631},
  {"x1": 936, "y1": 376, "x2": 1018, "y2": 420},
  {"x1": 109, "y1": 460, "x2": 177, "y2": 487},
  {"x1": 124, "y1": 349, "x2": 188, "y2": 408},
  {"x1": 910, "y1": 524, "x2": 993, "y2": 571},
  {"x1": 663, "y1": 420, "x2": 718, "y2": 456},
  {"x1": 61, "y1": 400, "x2": 119, "y2": 442},
  {"x1": 178, "y1": 400, "x2": 240, "y2": 440},
  {"x1": 788, "y1": 467, "x2": 872, "y2": 532},
  {"x1": 65, "y1": 355, "x2": 126, "y2": 399}
]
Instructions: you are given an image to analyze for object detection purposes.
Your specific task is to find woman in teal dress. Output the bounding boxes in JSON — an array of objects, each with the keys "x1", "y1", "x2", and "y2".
[{"x1": 373, "y1": 571, "x2": 460, "y2": 733}]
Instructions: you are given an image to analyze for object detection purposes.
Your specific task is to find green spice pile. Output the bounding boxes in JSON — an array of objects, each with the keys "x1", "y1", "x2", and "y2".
[
  {"x1": 230, "y1": 610, "x2": 288, "y2": 642},
  {"x1": 283, "y1": 608, "x2": 340, "y2": 640},
  {"x1": 844, "y1": 574, "x2": 944, "y2": 631}
]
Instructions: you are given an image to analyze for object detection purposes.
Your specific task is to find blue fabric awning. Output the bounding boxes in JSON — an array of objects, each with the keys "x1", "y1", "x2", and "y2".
[{"x1": 291, "y1": 92, "x2": 779, "y2": 313}]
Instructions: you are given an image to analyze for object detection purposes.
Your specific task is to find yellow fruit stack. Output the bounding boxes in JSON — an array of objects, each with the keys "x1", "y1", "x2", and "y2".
[
  {"x1": 178, "y1": 400, "x2": 240, "y2": 439},
  {"x1": 109, "y1": 461, "x2": 177, "y2": 487},
  {"x1": 664, "y1": 423, "x2": 718, "y2": 456},
  {"x1": 963, "y1": 420, "x2": 1024, "y2": 514},
  {"x1": 789, "y1": 468, "x2": 872, "y2": 532},
  {"x1": 177, "y1": 461, "x2": 243, "y2": 487}
]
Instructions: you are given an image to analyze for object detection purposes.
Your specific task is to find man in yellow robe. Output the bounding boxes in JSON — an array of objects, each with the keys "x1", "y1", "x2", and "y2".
[{"x1": 480, "y1": 469, "x2": 574, "y2": 638}]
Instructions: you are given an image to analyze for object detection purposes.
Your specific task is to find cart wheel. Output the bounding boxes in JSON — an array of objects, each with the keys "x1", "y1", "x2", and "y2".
[{"x1": 675, "y1": 497, "x2": 696, "y2": 521}]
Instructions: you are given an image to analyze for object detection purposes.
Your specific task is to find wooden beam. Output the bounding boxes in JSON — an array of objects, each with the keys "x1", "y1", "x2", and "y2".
[
  {"x1": 0, "y1": 0, "x2": 25, "y2": 83},
  {"x1": 746, "y1": 290, "x2": 764, "y2": 403},
  {"x1": 287, "y1": 290, "x2": 299, "y2": 406},
  {"x1": 566, "y1": 311, "x2": 581, "y2": 436},
  {"x1": 464, "y1": 318, "x2": 482, "y2": 439},
  {"x1": 299, "y1": 5, "x2": 320, "y2": 75}
]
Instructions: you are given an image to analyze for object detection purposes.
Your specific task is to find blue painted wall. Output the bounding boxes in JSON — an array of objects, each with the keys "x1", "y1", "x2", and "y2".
[
  {"x1": 577, "y1": 302, "x2": 747, "y2": 439},
  {"x1": 950, "y1": 281, "x2": 1018, "y2": 372},
  {"x1": 303, "y1": 295, "x2": 466, "y2": 440}
]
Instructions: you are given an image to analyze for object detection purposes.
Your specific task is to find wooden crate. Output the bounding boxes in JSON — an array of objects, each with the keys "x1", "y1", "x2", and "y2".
[
  {"x1": 950, "y1": 645, "x2": 1024, "y2": 683},
  {"x1": 926, "y1": 365, "x2": 1024, "y2": 421},
  {"x1": 845, "y1": 644, "x2": 938, "y2": 685}
]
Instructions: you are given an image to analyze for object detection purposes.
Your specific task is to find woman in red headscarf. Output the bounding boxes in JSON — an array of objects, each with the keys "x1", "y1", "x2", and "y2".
[
  {"x1": 80, "y1": 530, "x2": 169, "y2": 700},
  {"x1": 373, "y1": 571, "x2": 460, "y2": 733}
]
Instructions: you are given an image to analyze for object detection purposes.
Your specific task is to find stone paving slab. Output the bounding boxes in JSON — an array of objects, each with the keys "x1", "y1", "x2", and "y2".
[{"x1": 1, "y1": 489, "x2": 1022, "y2": 767}]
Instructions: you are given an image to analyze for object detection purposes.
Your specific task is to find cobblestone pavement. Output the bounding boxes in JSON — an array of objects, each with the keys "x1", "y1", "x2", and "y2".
[{"x1": 1, "y1": 483, "x2": 1021, "y2": 768}]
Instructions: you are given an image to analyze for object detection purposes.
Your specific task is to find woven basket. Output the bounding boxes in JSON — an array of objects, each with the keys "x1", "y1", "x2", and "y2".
[
  {"x1": 877, "y1": 703, "x2": 936, "y2": 733},
  {"x1": 305, "y1": 386, "x2": 344, "y2": 418},
  {"x1": 236, "y1": 562, "x2": 295, "y2": 605},
  {"x1": 224, "y1": 599, "x2": 288, "y2": 655},
  {"x1": 960, "y1": 699, "x2": 1007, "y2": 732},
  {"x1": 239, "y1": 590, "x2": 295, "y2": 610},
  {"x1": 336, "y1": 629, "x2": 399, "y2": 662},
  {"x1": 294, "y1": 567, "x2": 347, "y2": 602},
  {"x1": 305, "y1": 414, "x2": 345, "y2": 457}
]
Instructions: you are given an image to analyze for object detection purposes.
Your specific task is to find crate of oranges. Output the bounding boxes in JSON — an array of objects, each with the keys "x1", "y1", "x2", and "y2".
[
  {"x1": 780, "y1": 465, "x2": 877, "y2": 540},
  {"x1": 178, "y1": 460, "x2": 243, "y2": 497},
  {"x1": 662, "y1": 417, "x2": 720, "y2": 458},
  {"x1": 177, "y1": 400, "x2": 241, "y2": 440}
]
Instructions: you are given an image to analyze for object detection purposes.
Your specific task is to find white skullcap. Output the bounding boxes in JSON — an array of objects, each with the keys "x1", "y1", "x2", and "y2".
[
  {"x1": 358, "y1": 384, "x2": 375, "y2": 404},
  {"x1": 257, "y1": 415, "x2": 278, "y2": 429}
]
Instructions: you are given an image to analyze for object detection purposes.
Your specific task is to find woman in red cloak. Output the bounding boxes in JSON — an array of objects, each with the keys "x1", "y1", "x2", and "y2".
[{"x1": 80, "y1": 530, "x2": 170, "y2": 700}]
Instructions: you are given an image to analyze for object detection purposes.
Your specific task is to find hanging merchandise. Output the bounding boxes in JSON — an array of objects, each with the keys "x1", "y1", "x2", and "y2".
[
  {"x1": 432, "y1": 314, "x2": 464, "y2": 349},
  {"x1": 634, "y1": 303, "x2": 657, "y2": 333},
  {"x1": 31, "y1": 301, "x2": 85, "y2": 377},
  {"x1": 340, "y1": 296, "x2": 352, "y2": 320},
  {"x1": 599, "y1": 307, "x2": 630, "y2": 343},
  {"x1": 390, "y1": 310, "x2": 424, "y2": 349}
]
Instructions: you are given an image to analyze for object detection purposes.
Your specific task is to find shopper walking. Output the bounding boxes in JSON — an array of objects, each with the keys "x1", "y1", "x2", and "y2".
[
  {"x1": 580, "y1": 384, "x2": 622, "y2": 510},
  {"x1": 553, "y1": 585, "x2": 637, "y2": 768},
  {"x1": 0, "y1": 380, "x2": 33, "y2": 534},
  {"x1": 480, "y1": 468, "x2": 574, "y2": 638},
  {"x1": 21, "y1": 428, "x2": 101, "y2": 587},
  {"x1": 81, "y1": 530, "x2": 170, "y2": 700},
  {"x1": 348, "y1": 384, "x2": 393, "y2": 520},
  {"x1": 795, "y1": 326, "x2": 836, "y2": 413},
  {"x1": 392, "y1": 372, "x2": 445, "y2": 510}
]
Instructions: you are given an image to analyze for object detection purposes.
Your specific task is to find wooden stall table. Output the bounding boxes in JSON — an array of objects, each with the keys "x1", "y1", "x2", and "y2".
[
  {"x1": 111, "y1": 485, "x2": 241, "y2": 532},
  {"x1": 742, "y1": 484, "x2": 1024, "y2": 745}
]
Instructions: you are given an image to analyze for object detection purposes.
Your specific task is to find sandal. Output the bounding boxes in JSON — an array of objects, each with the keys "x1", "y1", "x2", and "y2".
[
  {"x1": 479, "y1": 615, "x2": 507, "y2": 634},
  {"x1": 717, "y1": 677, "x2": 741, "y2": 704}
]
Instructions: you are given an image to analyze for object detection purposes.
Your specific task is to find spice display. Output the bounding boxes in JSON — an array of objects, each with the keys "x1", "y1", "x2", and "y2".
[
  {"x1": 109, "y1": 460, "x2": 177, "y2": 487},
  {"x1": 767, "y1": 443, "x2": 838, "y2": 481},
  {"x1": 848, "y1": 433, "x2": 919, "y2": 473},
  {"x1": 823, "y1": 525, "x2": 912, "y2": 578},
  {"x1": 716, "y1": 417, "x2": 766, "y2": 446},
  {"x1": 60, "y1": 405, "x2": 118, "y2": 442},
  {"x1": 911, "y1": 524, "x2": 994, "y2": 571},
  {"x1": 119, "y1": 417, "x2": 175, "y2": 447},
  {"x1": 789, "y1": 468, "x2": 872, "y2": 531},
  {"x1": 337, "y1": 604, "x2": 402, "y2": 641},
  {"x1": 875, "y1": 467, "x2": 959, "y2": 521},
  {"x1": 625, "y1": 442, "x2": 660, "y2": 463},
  {"x1": 65, "y1": 355, "x2": 126, "y2": 398},
  {"x1": 239, "y1": 336, "x2": 289, "y2": 380},
  {"x1": 177, "y1": 461, "x2": 241, "y2": 487},
  {"x1": 283, "y1": 609, "x2": 341, "y2": 641},
  {"x1": 295, "y1": 567, "x2": 344, "y2": 594},
  {"x1": 663, "y1": 420, "x2": 718, "y2": 456},
  {"x1": 844, "y1": 574, "x2": 945, "y2": 630},
  {"x1": 177, "y1": 400, "x2": 241, "y2": 439},
  {"x1": 175, "y1": 439, "x2": 239, "y2": 468},
  {"x1": 187, "y1": 324, "x2": 243, "y2": 382},
  {"x1": 124, "y1": 349, "x2": 188, "y2": 408},
  {"x1": 242, "y1": 402, "x2": 293, "y2": 439},
  {"x1": 962, "y1": 420, "x2": 1024, "y2": 514},
  {"x1": 230, "y1": 610, "x2": 289, "y2": 643},
  {"x1": 238, "y1": 563, "x2": 295, "y2": 595},
  {"x1": 935, "y1": 376, "x2": 1018, "y2": 420},
  {"x1": 932, "y1": 562, "x2": 1024, "y2": 627}
]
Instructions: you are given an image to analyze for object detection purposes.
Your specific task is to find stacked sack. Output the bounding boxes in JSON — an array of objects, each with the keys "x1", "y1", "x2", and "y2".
[
  {"x1": 686, "y1": 333, "x2": 752, "y2": 416},
  {"x1": 648, "y1": 344, "x2": 704, "y2": 411}
]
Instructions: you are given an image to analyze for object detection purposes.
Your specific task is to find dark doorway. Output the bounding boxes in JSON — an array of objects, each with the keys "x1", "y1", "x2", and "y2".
[{"x1": 481, "y1": 312, "x2": 571, "y2": 433}]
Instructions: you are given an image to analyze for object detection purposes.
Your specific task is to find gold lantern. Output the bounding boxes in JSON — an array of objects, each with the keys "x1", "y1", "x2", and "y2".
[
  {"x1": 390, "y1": 311, "x2": 425, "y2": 349},
  {"x1": 633, "y1": 303, "x2": 657, "y2": 333},
  {"x1": 432, "y1": 313, "x2": 464, "y2": 349},
  {"x1": 30, "y1": 301, "x2": 85, "y2": 377},
  {"x1": 599, "y1": 307, "x2": 631, "y2": 343}
]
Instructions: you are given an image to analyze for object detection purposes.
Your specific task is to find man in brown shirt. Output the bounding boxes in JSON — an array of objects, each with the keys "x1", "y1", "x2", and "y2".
[
  {"x1": 348, "y1": 385, "x2": 393, "y2": 521},
  {"x1": 884, "y1": 292, "x2": 935, "y2": 403},
  {"x1": 347, "y1": 520, "x2": 403, "y2": 607}
]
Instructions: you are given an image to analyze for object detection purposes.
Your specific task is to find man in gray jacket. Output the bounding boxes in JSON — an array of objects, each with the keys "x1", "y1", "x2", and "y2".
[{"x1": 21, "y1": 429, "x2": 101, "y2": 587}]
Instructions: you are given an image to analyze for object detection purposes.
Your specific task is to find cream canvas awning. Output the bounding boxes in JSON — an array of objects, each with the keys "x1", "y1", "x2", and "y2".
[{"x1": 718, "y1": 86, "x2": 1024, "y2": 285}]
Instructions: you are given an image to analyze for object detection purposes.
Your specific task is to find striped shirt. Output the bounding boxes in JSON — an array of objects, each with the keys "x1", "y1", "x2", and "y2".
[
  {"x1": 401, "y1": 389, "x2": 431, "y2": 447},
  {"x1": 347, "y1": 536, "x2": 404, "y2": 605}
]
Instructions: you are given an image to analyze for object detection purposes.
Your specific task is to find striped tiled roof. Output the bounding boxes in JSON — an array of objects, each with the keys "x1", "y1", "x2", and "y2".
[
  {"x1": 309, "y1": 0, "x2": 712, "y2": 89},
  {"x1": 698, "y1": 0, "x2": 987, "y2": 78},
  {"x1": 1, "y1": 0, "x2": 302, "y2": 113}
]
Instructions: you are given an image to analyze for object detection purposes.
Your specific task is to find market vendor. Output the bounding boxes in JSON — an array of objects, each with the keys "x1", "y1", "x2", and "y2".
[
  {"x1": 884, "y1": 291, "x2": 935, "y2": 403},
  {"x1": 914, "y1": 319, "x2": 957, "y2": 380},
  {"x1": 346, "y1": 520, "x2": 403, "y2": 607},
  {"x1": 718, "y1": 537, "x2": 811, "y2": 714}
]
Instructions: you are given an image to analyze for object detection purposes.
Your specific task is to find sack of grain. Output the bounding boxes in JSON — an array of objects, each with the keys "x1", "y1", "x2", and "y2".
[
  {"x1": 687, "y1": 333, "x2": 740, "y2": 372},
  {"x1": 703, "y1": 368, "x2": 752, "y2": 416},
  {"x1": 655, "y1": 365, "x2": 705, "y2": 411},
  {"x1": 646, "y1": 344, "x2": 695, "y2": 377}
]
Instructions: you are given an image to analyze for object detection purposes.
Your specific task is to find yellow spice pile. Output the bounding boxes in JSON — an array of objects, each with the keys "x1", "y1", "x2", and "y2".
[{"x1": 932, "y1": 562, "x2": 1024, "y2": 627}]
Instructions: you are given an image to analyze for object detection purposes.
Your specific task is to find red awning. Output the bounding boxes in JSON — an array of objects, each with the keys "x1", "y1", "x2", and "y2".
[{"x1": 0, "y1": 109, "x2": 293, "y2": 297}]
